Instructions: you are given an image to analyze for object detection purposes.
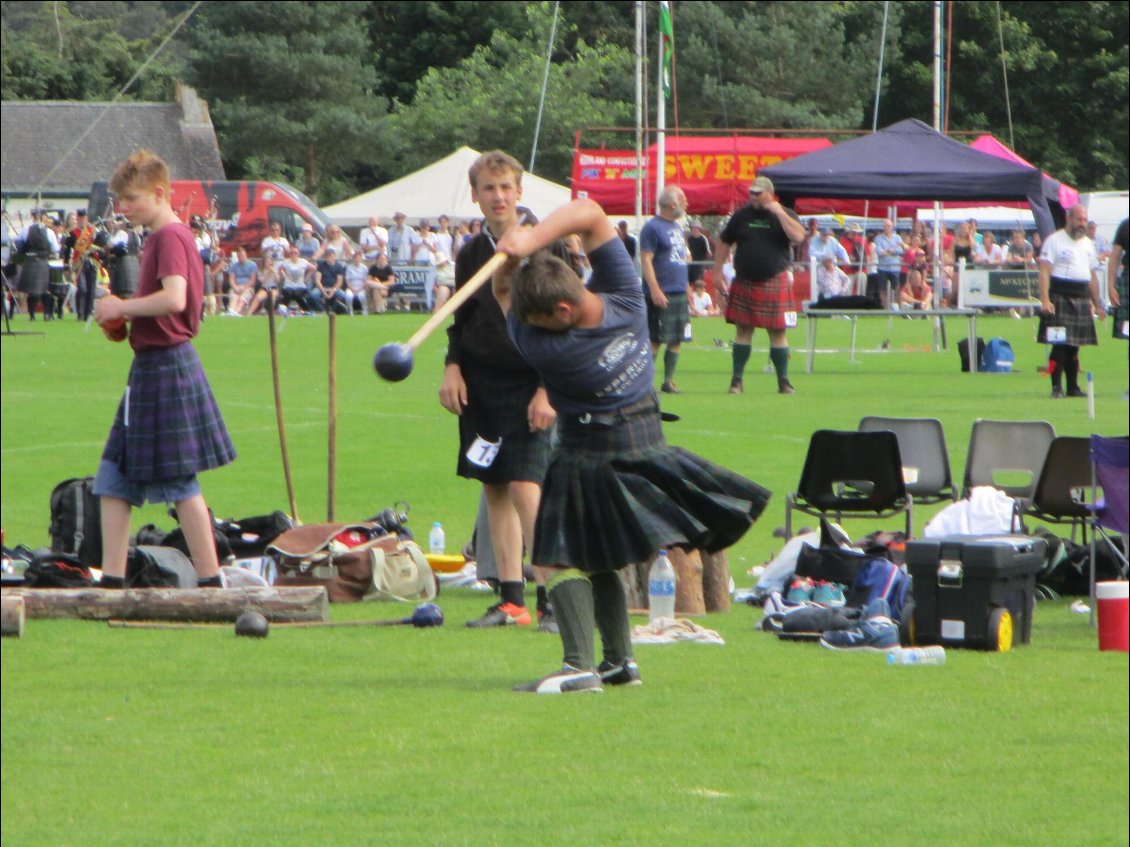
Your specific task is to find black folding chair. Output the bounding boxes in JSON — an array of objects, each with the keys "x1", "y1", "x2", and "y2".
[
  {"x1": 1012, "y1": 436, "x2": 1093, "y2": 541},
  {"x1": 785, "y1": 430, "x2": 912, "y2": 539}
]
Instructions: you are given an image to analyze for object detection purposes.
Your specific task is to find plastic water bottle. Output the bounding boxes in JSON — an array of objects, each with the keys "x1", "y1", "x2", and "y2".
[
  {"x1": 428, "y1": 522, "x2": 445, "y2": 555},
  {"x1": 648, "y1": 549, "x2": 677, "y2": 624},
  {"x1": 886, "y1": 646, "x2": 947, "y2": 666}
]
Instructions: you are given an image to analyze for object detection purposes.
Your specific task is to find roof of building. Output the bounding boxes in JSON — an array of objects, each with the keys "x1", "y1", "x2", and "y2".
[{"x1": 1, "y1": 84, "x2": 224, "y2": 198}]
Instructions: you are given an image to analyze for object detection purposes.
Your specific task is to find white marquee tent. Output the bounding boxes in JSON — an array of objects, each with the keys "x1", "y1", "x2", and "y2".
[{"x1": 323, "y1": 147, "x2": 572, "y2": 227}]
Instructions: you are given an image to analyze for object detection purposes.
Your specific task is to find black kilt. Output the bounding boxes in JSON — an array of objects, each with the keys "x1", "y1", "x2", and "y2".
[
  {"x1": 456, "y1": 364, "x2": 552, "y2": 484},
  {"x1": 17, "y1": 257, "x2": 49, "y2": 295},
  {"x1": 533, "y1": 393, "x2": 771, "y2": 571},
  {"x1": 102, "y1": 342, "x2": 236, "y2": 481},
  {"x1": 1037, "y1": 278, "x2": 1097, "y2": 346},
  {"x1": 110, "y1": 255, "x2": 140, "y2": 297}
]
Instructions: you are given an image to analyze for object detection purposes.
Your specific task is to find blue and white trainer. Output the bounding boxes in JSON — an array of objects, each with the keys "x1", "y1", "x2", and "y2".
[
  {"x1": 513, "y1": 665, "x2": 604, "y2": 694},
  {"x1": 597, "y1": 659, "x2": 642, "y2": 687},
  {"x1": 818, "y1": 598, "x2": 899, "y2": 652}
]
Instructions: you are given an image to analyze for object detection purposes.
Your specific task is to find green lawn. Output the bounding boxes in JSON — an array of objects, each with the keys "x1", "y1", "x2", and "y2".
[{"x1": 2, "y1": 312, "x2": 1128, "y2": 846}]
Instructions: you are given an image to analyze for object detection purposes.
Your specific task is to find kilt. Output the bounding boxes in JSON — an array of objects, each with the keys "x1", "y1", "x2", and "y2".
[
  {"x1": 110, "y1": 255, "x2": 140, "y2": 297},
  {"x1": 1037, "y1": 278, "x2": 1097, "y2": 346},
  {"x1": 647, "y1": 291, "x2": 689, "y2": 346},
  {"x1": 726, "y1": 271, "x2": 793, "y2": 330},
  {"x1": 102, "y1": 342, "x2": 237, "y2": 481},
  {"x1": 533, "y1": 393, "x2": 771, "y2": 572},
  {"x1": 17, "y1": 257, "x2": 50, "y2": 295},
  {"x1": 457, "y1": 364, "x2": 552, "y2": 484}
]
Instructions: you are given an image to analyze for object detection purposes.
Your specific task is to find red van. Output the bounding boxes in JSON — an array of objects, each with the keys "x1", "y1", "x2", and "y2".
[{"x1": 88, "y1": 180, "x2": 334, "y2": 259}]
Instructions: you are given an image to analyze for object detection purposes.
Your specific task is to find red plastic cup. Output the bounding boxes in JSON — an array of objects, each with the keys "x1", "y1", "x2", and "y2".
[{"x1": 1096, "y1": 581, "x2": 1129, "y2": 652}]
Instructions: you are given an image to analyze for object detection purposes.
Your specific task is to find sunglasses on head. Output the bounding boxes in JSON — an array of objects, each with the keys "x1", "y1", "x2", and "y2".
[{"x1": 749, "y1": 189, "x2": 764, "y2": 196}]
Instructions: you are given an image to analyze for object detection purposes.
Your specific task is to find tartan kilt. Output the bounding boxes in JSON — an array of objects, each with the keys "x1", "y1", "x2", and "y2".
[
  {"x1": 110, "y1": 255, "x2": 140, "y2": 297},
  {"x1": 533, "y1": 394, "x2": 771, "y2": 572},
  {"x1": 102, "y1": 342, "x2": 237, "y2": 481},
  {"x1": 456, "y1": 364, "x2": 551, "y2": 484},
  {"x1": 647, "y1": 291, "x2": 689, "y2": 346},
  {"x1": 725, "y1": 272, "x2": 793, "y2": 330},
  {"x1": 17, "y1": 257, "x2": 50, "y2": 295},
  {"x1": 1037, "y1": 281, "x2": 1097, "y2": 346}
]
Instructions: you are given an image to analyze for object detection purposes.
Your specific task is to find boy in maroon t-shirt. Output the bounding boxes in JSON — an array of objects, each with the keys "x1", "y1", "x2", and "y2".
[{"x1": 93, "y1": 150, "x2": 237, "y2": 588}]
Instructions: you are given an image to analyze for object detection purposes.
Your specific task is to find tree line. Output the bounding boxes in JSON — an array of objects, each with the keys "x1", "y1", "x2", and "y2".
[{"x1": 2, "y1": 1, "x2": 1126, "y2": 204}]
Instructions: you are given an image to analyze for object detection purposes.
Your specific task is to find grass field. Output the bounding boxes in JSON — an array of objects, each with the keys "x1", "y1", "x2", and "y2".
[{"x1": 2, "y1": 311, "x2": 1128, "y2": 846}]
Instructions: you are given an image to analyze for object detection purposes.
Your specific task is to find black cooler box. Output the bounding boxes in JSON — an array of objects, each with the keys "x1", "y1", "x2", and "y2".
[{"x1": 905, "y1": 535, "x2": 1046, "y2": 651}]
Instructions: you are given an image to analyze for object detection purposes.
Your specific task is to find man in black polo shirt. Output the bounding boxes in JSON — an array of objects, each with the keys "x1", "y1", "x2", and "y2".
[{"x1": 713, "y1": 176, "x2": 805, "y2": 394}]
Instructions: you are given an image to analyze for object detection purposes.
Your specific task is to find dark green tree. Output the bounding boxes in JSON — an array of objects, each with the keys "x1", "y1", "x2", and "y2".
[
  {"x1": 389, "y1": 3, "x2": 632, "y2": 184},
  {"x1": 185, "y1": 0, "x2": 387, "y2": 202}
]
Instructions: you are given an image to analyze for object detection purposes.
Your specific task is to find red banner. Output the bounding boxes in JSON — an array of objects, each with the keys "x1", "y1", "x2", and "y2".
[{"x1": 572, "y1": 136, "x2": 832, "y2": 216}]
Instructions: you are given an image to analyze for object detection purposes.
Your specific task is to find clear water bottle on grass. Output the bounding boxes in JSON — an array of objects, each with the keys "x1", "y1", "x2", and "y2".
[
  {"x1": 886, "y1": 646, "x2": 946, "y2": 666},
  {"x1": 648, "y1": 549, "x2": 677, "y2": 624},
  {"x1": 428, "y1": 522, "x2": 445, "y2": 555}
]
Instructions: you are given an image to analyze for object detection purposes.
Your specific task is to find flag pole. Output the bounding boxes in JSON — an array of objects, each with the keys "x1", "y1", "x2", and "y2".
[{"x1": 655, "y1": 2, "x2": 667, "y2": 210}]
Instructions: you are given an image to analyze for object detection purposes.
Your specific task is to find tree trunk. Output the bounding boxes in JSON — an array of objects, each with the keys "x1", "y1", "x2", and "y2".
[
  {"x1": 701, "y1": 548, "x2": 732, "y2": 613},
  {"x1": 1, "y1": 595, "x2": 25, "y2": 637},
  {"x1": 1, "y1": 586, "x2": 328, "y2": 623},
  {"x1": 670, "y1": 547, "x2": 705, "y2": 615}
]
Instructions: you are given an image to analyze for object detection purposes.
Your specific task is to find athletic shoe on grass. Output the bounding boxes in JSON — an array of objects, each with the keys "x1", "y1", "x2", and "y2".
[
  {"x1": 537, "y1": 607, "x2": 559, "y2": 634},
  {"x1": 812, "y1": 580, "x2": 846, "y2": 607},
  {"x1": 466, "y1": 601, "x2": 531, "y2": 628},
  {"x1": 597, "y1": 659, "x2": 642, "y2": 686},
  {"x1": 513, "y1": 665, "x2": 604, "y2": 694},
  {"x1": 818, "y1": 598, "x2": 899, "y2": 652},
  {"x1": 786, "y1": 577, "x2": 815, "y2": 603}
]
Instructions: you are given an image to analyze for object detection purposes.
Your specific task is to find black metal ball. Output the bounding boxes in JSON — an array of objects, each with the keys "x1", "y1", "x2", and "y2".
[
  {"x1": 234, "y1": 610, "x2": 269, "y2": 638},
  {"x1": 374, "y1": 343, "x2": 413, "y2": 382}
]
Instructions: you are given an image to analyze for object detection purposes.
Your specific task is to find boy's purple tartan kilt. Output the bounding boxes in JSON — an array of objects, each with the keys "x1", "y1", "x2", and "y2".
[
  {"x1": 102, "y1": 342, "x2": 236, "y2": 481},
  {"x1": 532, "y1": 394, "x2": 771, "y2": 572},
  {"x1": 725, "y1": 271, "x2": 793, "y2": 330}
]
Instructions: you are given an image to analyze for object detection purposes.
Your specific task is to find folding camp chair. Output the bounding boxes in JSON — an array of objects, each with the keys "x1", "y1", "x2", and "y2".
[
  {"x1": 1012, "y1": 436, "x2": 1093, "y2": 540},
  {"x1": 961, "y1": 419, "x2": 1056, "y2": 501},
  {"x1": 859, "y1": 416, "x2": 957, "y2": 506},
  {"x1": 1089, "y1": 435, "x2": 1129, "y2": 625},
  {"x1": 785, "y1": 430, "x2": 912, "y2": 539}
]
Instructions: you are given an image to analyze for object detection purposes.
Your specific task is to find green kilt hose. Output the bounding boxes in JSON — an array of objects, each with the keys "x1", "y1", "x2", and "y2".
[{"x1": 533, "y1": 393, "x2": 770, "y2": 572}]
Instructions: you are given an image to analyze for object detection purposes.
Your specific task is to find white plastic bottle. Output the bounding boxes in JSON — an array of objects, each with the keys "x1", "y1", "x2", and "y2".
[
  {"x1": 648, "y1": 549, "x2": 677, "y2": 624},
  {"x1": 428, "y1": 522, "x2": 445, "y2": 555},
  {"x1": 886, "y1": 646, "x2": 946, "y2": 666}
]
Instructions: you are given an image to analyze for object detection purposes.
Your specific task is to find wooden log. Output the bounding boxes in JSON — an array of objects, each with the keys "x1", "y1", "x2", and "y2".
[
  {"x1": 701, "y1": 548, "x2": 732, "y2": 613},
  {"x1": 0, "y1": 586, "x2": 328, "y2": 623},
  {"x1": 1, "y1": 595, "x2": 25, "y2": 637},
  {"x1": 669, "y1": 547, "x2": 705, "y2": 615}
]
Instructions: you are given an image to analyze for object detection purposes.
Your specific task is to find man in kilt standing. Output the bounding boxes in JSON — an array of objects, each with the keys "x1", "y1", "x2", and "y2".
[
  {"x1": 713, "y1": 176, "x2": 806, "y2": 395},
  {"x1": 494, "y1": 198, "x2": 770, "y2": 693},
  {"x1": 93, "y1": 150, "x2": 236, "y2": 589},
  {"x1": 1037, "y1": 204, "x2": 1106, "y2": 399}
]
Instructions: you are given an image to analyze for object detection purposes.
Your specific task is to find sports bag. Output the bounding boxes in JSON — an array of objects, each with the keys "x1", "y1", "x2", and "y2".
[
  {"x1": 23, "y1": 551, "x2": 94, "y2": 588},
  {"x1": 268, "y1": 523, "x2": 436, "y2": 603},
  {"x1": 49, "y1": 477, "x2": 101, "y2": 567},
  {"x1": 126, "y1": 545, "x2": 198, "y2": 588},
  {"x1": 980, "y1": 337, "x2": 1015, "y2": 373}
]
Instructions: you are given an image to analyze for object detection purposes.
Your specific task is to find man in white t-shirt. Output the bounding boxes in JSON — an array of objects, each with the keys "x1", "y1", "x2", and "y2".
[
  {"x1": 386, "y1": 212, "x2": 421, "y2": 264},
  {"x1": 1037, "y1": 205, "x2": 1104, "y2": 398},
  {"x1": 359, "y1": 216, "x2": 388, "y2": 261}
]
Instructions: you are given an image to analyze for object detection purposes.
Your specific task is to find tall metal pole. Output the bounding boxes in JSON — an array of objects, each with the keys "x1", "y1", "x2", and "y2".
[
  {"x1": 655, "y1": 4, "x2": 666, "y2": 210},
  {"x1": 635, "y1": 1, "x2": 644, "y2": 231}
]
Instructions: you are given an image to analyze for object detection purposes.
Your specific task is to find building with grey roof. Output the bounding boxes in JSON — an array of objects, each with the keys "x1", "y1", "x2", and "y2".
[{"x1": 1, "y1": 83, "x2": 224, "y2": 218}]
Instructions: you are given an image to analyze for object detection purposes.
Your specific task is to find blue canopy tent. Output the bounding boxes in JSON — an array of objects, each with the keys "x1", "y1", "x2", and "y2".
[{"x1": 760, "y1": 119, "x2": 1063, "y2": 237}]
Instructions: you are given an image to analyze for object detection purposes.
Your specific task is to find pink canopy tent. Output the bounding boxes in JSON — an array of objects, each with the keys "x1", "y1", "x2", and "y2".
[{"x1": 970, "y1": 135, "x2": 1079, "y2": 210}]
